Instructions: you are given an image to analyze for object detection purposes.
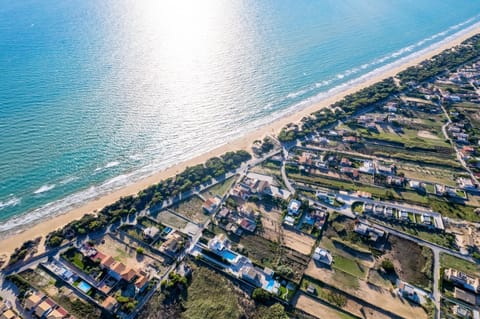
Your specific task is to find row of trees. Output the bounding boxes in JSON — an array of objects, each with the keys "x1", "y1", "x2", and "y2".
[
  {"x1": 398, "y1": 34, "x2": 480, "y2": 85},
  {"x1": 278, "y1": 78, "x2": 399, "y2": 142},
  {"x1": 46, "y1": 150, "x2": 251, "y2": 247}
]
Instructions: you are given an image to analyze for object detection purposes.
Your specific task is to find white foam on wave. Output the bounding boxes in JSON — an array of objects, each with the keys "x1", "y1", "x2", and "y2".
[
  {"x1": 95, "y1": 161, "x2": 121, "y2": 172},
  {"x1": 129, "y1": 154, "x2": 143, "y2": 161},
  {"x1": 59, "y1": 176, "x2": 78, "y2": 185},
  {"x1": 33, "y1": 184, "x2": 55, "y2": 195},
  {"x1": 284, "y1": 14, "x2": 480, "y2": 102},
  {"x1": 286, "y1": 87, "x2": 310, "y2": 99},
  {"x1": 0, "y1": 196, "x2": 21, "y2": 211}
]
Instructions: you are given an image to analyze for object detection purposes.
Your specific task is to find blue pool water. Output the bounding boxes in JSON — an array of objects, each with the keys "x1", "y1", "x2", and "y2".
[
  {"x1": 78, "y1": 281, "x2": 92, "y2": 294},
  {"x1": 1, "y1": 1, "x2": 480, "y2": 233},
  {"x1": 265, "y1": 279, "x2": 275, "y2": 292},
  {"x1": 221, "y1": 250, "x2": 238, "y2": 262}
]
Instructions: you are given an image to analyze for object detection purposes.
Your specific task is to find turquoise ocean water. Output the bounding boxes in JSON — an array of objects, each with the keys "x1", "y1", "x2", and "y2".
[{"x1": 1, "y1": 0, "x2": 480, "y2": 232}]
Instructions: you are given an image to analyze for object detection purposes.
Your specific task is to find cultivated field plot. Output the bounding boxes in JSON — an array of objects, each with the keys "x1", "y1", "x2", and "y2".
[
  {"x1": 304, "y1": 261, "x2": 428, "y2": 319},
  {"x1": 154, "y1": 210, "x2": 188, "y2": 229},
  {"x1": 171, "y1": 195, "x2": 209, "y2": 224},
  {"x1": 97, "y1": 234, "x2": 164, "y2": 272},
  {"x1": 282, "y1": 228, "x2": 316, "y2": 255},
  {"x1": 383, "y1": 235, "x2": 433, "y2": 290},
  {"x1": 293, "y1": 292, "x2": 358, "y2": 319},
  {"x1": 396, "y1": 162, "x2": 457, "y2": 186},
  {"x1": 235, "y1": 233, "x2": 308, "y2": 282},
  {"x1": 258, "y1": 209, "x2": 282, "y2": 242},
  {"x1": 296, "y1": 286, "x2": 392, "y2": 319}
]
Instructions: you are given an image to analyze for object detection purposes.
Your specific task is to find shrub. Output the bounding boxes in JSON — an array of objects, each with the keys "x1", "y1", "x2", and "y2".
[{"x1": 381, "y1": 258, "x2": 395, "y2": 274}]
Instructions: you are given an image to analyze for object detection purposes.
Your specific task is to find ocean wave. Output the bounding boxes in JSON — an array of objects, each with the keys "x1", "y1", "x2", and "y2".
[
  {"x1": 59, "y1": 176, "x2": 78, "y2": 185},
  {"x1": 286, "y1": 88, "x2": 310, "y2": 99},
  {"x1": 33, "y1": 184, "x2": 55, "y2": 194},
  {"x1": 0, "y1": 196, "x2": 21, "y2": 211},
  {"x1": 95, "y1": 161, "x2": 121, "y2": 172},
  {"x1": 275, "y1": 16, "x2": 480, "y2": 109},
  {"x1": 128, "y1": 154, "x2": 143, "y2": 161}
]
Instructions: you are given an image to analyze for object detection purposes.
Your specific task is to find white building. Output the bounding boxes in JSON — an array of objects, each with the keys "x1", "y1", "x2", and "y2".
[{"x1": 313, "y1": 247, "x2": 333, "y2": 266}]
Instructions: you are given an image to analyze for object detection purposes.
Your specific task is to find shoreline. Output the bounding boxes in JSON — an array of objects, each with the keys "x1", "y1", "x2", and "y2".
[{"x1": 1, "y1": 25, "x2": 480, "y2": 258}]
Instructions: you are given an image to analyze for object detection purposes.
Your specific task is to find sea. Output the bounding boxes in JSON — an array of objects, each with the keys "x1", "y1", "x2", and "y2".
[{"x1": 1, "y1": 0, "x2": 480, "y2": 234}]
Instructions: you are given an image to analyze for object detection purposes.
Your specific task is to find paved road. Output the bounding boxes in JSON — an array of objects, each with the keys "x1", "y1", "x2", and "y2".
[
  {"x1": 281, "y1": 147, "x2": 296, "y2": 195},
  {"x1": 432, "y1": 249, "x2": 441, "y2": 319},
  {"x1": 440, "y1": 104, "x2": 479, "y2": 185}
]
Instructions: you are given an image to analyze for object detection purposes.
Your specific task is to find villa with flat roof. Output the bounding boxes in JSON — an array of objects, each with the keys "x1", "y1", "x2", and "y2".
[
  {"x1": 445, "y1": 268, "x2": 480, "y2": 293},
  {"x1": 196, "y1": 234, "x2": 279, "y2": 295},
  {"x1": 313, "y1": 247, "x2": 333, "y2": 266},
  {"x1": 288, "y1": 199, "x2": 301, "y2": 216}
]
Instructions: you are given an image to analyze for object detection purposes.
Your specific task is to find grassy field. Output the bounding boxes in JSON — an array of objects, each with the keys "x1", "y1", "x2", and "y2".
[
  {"x1": 172, "y1": 195, "x2": 208, "y2": 224},
  {"x1": 183, "y1": 266, "x2": 246, "y2": 319},
  {"x1": 372, "y1": 219, "x2": 457, "y2": 249},
  {"x1": 333, "y1": 255, "x2": 367, "y2": 279},
  {"x1": 332, "y1": 270, "x2": 360, "y2": 290},
  {"x1": 290, "y1": 172, "x2": 430, "y2": 204},
  {"x1": 397, "y1": 163, "x2": 457, "y2": 186},
  {"x1": 201, "y1": 176, "x2": 236, "y2": 198},
  {"x1": 362, "y1": 127, "x2": 450, "y2": 149},
  {"x1": 440, "y1": 253, "x2": 480, "y2": 276},
  {"x1": 155, "y1": 210, "x2": 188, "y2": 229}
]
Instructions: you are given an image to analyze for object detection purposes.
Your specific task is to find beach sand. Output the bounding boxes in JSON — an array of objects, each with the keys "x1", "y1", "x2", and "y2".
[{"x1": 1, "y1": 26, "x2": 480, "y2": 259}]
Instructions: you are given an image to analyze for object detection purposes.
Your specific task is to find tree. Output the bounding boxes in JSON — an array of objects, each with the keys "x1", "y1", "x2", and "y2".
[
  {"x1": 252, "y1": 288, "x2": 271, "y2": 303},
  {"x1": 254, "y1": 303, "x2": 288, "y2": 319},
  {"x1": 381, "y1": 258, "x2": 395, "y2": 274}
]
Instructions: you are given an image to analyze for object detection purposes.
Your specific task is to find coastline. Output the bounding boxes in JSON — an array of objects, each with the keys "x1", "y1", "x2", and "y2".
[{"x1": 1, "y1": 25, "x2": 480, "y2": 259}]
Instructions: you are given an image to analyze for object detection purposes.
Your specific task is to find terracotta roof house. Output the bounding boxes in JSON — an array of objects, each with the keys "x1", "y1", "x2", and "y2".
[
  {"x1": 24, "y1": 292, "x2": 43, "y2": 311},
  {"x1": 0, "y1": 310, "x2": 16, "y2": 319},
  {"x1": 101, "y1": 296, "x2": 118, "y2": 312}
]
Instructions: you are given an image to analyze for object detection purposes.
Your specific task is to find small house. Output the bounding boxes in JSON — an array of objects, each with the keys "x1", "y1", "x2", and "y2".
[
  {"x1": 313, "y1": 247, "x2": 333, "y2": 266},
  {"x1": 287, "y1": 199, "x2": 301, "y2": 216}
]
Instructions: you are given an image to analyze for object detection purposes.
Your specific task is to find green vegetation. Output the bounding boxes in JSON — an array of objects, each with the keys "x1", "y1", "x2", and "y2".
[
  {"x1": 57, "y1": 296, "x2": 100, "y2": 319},
  {"x1": 201, "y1": 176, "x2": 236, "y2": 198},
  {"x1": 440, "y1": 253, "x2": 480, "y2": 276},
  {"x1": 46, "y1": 150, "x2": 251, "y2": 247},
  {"x1": 332, "y1": 255, "x2": 366, "y2": 279},
  {"x1": 302, "y1": 276, "x2": 348, "y2": 308},
  {"x1": 8, "y1": 238, "x2": 39, "y2": 265},
  {"x1": 332, "y1": 270, "x2": 360, "y2": 290},
  {"x1": 5, "y1": 274, "x2": 32, "y2": 299},
  {"x1": 351, "y1": 201, "x2": 364, "y2": 214},
  {"x1": 360, "y1": 127, "x2": 450, "y2": 150},
  {"x1": 61, "y1": 247, "x2": 103, "y2": 277},
  {"x1": 279, "y1": 109, "x2": 338, "y2": 142},
  {"x1": 254, "y1": 304, "x2": 289, "y2": 319},
  {"x1": 398, "y1": 34, "x2": 480, "y2": 85},
  {"x1": 427, "y1": 199, "x2": 480, "y2": 222},
  {"x1": 336, "y1": 78, "x2": 399, "y2": 113},
  {"x1": 381, "y1": 258, "x2": 395, "y2": 274},
  {"x1": 182, "y1": 267, "x2": 244, "y2": 319}
]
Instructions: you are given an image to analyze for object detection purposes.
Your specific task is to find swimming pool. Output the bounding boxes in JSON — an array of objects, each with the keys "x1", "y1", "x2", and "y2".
[
  {"x1": 78, "y1": 280, "x2": 92, "y2": 294},
  {"x1": 265, "y1": 279, "x2": 275, "y2": 292},
  {"x1": 221, "y1": 250, "x2": 238, "y2": 262}
]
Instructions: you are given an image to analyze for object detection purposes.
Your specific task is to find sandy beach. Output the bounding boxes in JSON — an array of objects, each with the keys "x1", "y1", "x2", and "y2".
[{"x1": 1, "y1": 26, "x2": 480, "y2": 259}]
